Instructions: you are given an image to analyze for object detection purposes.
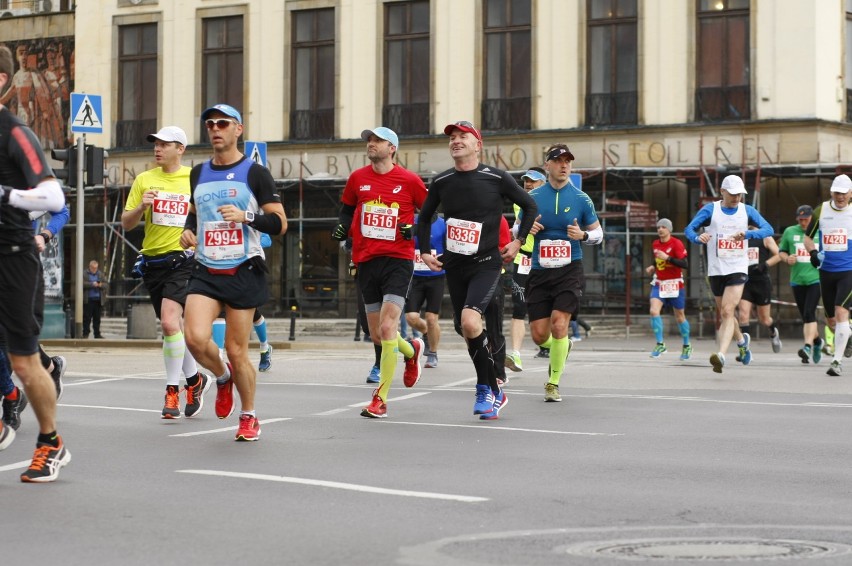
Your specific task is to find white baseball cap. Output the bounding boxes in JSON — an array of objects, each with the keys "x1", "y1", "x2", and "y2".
[
  {"x1": 147, "y1": 126, "x2": 188, "y2": 146},
  {"x1": 720, "y1": 175, "x2": 747, "y2": 195},
  {"x1": 831, "y1": 174, "x2": 852, "y2": 193}
]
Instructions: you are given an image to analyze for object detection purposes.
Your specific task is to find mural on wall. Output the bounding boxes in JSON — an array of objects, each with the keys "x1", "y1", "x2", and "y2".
[
  {"x1": 0, "y1": 37, "x2": 74, "y2": 150},
  {"x1": 35, "y1": 213, "x2": 64, "y2": 302}
]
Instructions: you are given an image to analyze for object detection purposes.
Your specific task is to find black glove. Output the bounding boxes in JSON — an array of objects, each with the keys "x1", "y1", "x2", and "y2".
[
  {"x1": 810, "y1": 249, "x2": 821, "y2": 268},
  {"x1": 756, "y1": 261, "x2": 767, "y2": 274},
  {"x1": 331, "y1": 223, "x2": 347, "y2": 241},
  {"x1": 0, "y1": 186, "x2": 10, "y2": 204},
  {"x1": 400, "y1": 224, "x2": 413, "y2": 240}
]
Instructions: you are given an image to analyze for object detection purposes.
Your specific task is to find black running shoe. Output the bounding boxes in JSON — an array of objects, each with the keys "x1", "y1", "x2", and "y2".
[
  {"x1": 184, "y1": 373, "x2": 211, "y2": 418},
  {"x1": 2, "y1": 388, "x2": 28, "y2": 431},
  {"x1": 50, "y1": 356, "x2": 66, "y2": 401},
  {"x1": 20, "y1": 438, "x2": 71, "y2": 483},
  {"x1": 162, "y1": 385, "x2": 181, "y2": 419}
]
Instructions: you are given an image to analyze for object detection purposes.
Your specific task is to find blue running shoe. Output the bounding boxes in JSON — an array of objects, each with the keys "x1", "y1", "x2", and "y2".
[
  {"x1": 473, "y1": 384, "x2": 495, "y2": 415},
  {"x1": 650, "y1": 343, "x2": 667, "y2": 358},
  {"x1": 480, "y1": 389, "x2": 508, "y2": 420},
  {"x1": 366, "y1": 365, "x2": 380, "y2": 384},
  {"x1": 738, "y1": 333, "x2": 752, "y2": 365},
  {"x1": 258, "y1": 345, "x2": 273, "y2": 372},
  {"x1": 813, "y1": 338, "x2": 823, "y2": 364}
]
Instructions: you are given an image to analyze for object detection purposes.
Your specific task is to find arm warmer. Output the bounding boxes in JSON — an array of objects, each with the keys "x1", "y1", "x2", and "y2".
[
  {"x1": 583, "y1": 225, "x2": 603, "y2": 245},
  {"x1": 667, "y1": 256, "x2": 688, "y2": 269},
  {"x1": 8, "y1": 179, "x2": 64, "y2": 212},
  {"x1": 184, "y1": 211, "x2": 197, "y2": 233},
  {"x1": 248, "y1": 213, "x2": 283, "y2": 235},
  {"x1": 338, "y1": 203, "x2": 355, "y2": 232}
]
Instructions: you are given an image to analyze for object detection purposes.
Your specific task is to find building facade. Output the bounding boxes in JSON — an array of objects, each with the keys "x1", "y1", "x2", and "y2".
[{"x1": 4, "y1": 0, "x2": 852, "y2": 320}]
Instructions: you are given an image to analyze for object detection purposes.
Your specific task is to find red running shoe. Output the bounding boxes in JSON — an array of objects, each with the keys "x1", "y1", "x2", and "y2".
[
  {"x1": 235, "y1": 413, "x2": 261, "y2": 441},
  {"x1": 361, "y1": 390, "x2": 387, "y2": 418},
  {"x1": 215, "y1": 363, "x2": 235, "y2": 419},
  {"x1": 403, "y1": 337, "x2": 424, "y2": 387}
]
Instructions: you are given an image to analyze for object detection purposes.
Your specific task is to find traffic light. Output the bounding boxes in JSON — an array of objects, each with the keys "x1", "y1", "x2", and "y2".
[
  {"x1": 86, "y1": 145, "x2": 105, "y2": 186},
  {"x1": 50, "y1": 146, "x2": 77, "y2": 188}
]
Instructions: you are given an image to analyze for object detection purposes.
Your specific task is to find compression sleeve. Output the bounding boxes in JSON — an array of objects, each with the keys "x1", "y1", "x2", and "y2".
[{"x1": 8, "y1": 179, "x2": 64, "y2": 212}]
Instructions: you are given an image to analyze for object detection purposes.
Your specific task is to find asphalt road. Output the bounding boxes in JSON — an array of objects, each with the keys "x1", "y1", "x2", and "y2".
[{"x1": 2, "y1": 336, "x2": 852, "y2": 565}]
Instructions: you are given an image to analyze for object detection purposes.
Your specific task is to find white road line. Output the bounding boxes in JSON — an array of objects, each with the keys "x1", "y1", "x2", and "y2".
[
  {"x1": 312, "y1": 391, "x2": 432, "y2": 416},
  {"x1": 176, "y1": 469, "x2": 489, "y2": 502},
  {"x1": 573, "y1": 393, "x2": 852, "y2": 409},
  {"x1": 438, "y1": 377, "x2": 476, "y2": 388},
  {"x1": 58, "y1": 403, "x2": 160, "y2": 413},
  {"x1": 169, "y1": 417, "x2": 292, "y2": 437},
  {"x1": 385, "y1": 421, "x2": 622, "y2": 436},
  {"x1": 0, "y1": 460, "x2": 31, "y2": 473}
]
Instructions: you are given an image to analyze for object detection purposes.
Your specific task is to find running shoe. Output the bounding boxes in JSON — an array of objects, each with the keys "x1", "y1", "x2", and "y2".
[
  {"x1": 215, "y1": 363, "x2": 235, "y2": 420},
  {"x1": 184, "y1": 373, "x2": 211, "y2": 418},
  {"x1": 798, "y1": 345, "x2": 811, "y2": 364},
  {"x1": 771, "y1": 331, "x2": 782, "y2": 353},
  {"x1": 680, "y1": 344, "x2": 693, "y2": 361},
  {"x1": 505, "y1": 350, "x2": 523, "y2": 372},
  {"x1": 50, "y1": 355, "x2": 66, "y2": 401},
  {"x1": 544, "y1": 382, "x2": 561, "y2": 402},
  {"x1": 738, "y1": 333, "x2": 752, "y2": 365},
  {"x1": 480, "y1": 389, "x2": 508, "y2": 420},
  {"x1": 650, "y1": 343, "x2": 667, "y2": 358},
  {"x1": 366, "y1": 364, "x2": 380, "y2": 384},
  {"x1": 813, "y1": 338, "x2": 823, "y2": 364},
  {"x1": 571, "y1": 335, "x2": 583, "y2": 342},
  {"x1": 162, "y1": 385, "x2": 181, "y2": 419},
  {"x1": 710, "y1": 352, "x2": 725, "y2": 374},
  {"x1": 535, "y1": 347, "x2": 550, "y2": 359},
  {"x1": 844, "y1": 338, "x2": 852, "y2": 359},
  {"x1": 2, "y1": 387, "x2": 28, "y2": 430},
  {"x1": 473, "y1": 384, "x2": 495, "y2": 414},
  {"x1": 403, "y1": 337, "x2": 424, "y2": 387},
  {"x1": 425, "y1": 352, "x2": 438, "y2": 368},
  {"x1": 20, "y1": 437, "x2": 71, "y2": 482},
  {"x1": 361, "y1": 390, "x2": 387, "y2": 418},
  {"x1": 258, "y1": 345, "x2": 273, "y2": 372},
  {"x1": 0, "y1": 421, "x2": 15, "y2": 451},
  {"x1": 827, "y1": 360, "x2": 843, "y2": 376},
  {"x1": 235, "y1": 413, "x2": 261, "y2": 441}
]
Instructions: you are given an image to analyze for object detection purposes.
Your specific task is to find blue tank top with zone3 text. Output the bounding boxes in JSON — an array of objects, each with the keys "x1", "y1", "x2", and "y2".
[{"x1": 194, "y1": 158, "x2": 265, "y2": 268}]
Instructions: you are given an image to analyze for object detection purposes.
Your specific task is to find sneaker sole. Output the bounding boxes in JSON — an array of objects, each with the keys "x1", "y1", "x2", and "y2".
[
  {"x1": 235, "y1": 431, "x2": 261, "y2": 441},
  {"x1": 185, "y1": 376, "x2": 213, "y2": 418},
  {"x1": 772, "y1": 340, "x2": 782, "y2": 353},
  {"x1": 404, "y1": 338, "x2": 424, "y2": 387},
  {"x1": 710, "y1": 354, "x2": 724, "y2": 374},
  {"x1": 0, "y1": 426, "x2": 15, "y2": 450},
  {"x1": 52, "y1": 355, "x2": 66, "y2": 402},
  {"x1": 161, "y1": 412, "x2": 181, "y2": 419},
  {"x1": 20, "y1": 448, "x2": 71, "y2": 483},
  {"x1": 828, "y1": 368, "x2": 842, "y2": 376},
  {"x1": 360, "y1": 409, "x2": 387, "y2": 418},
  {"x1": 505, "y1": 357, "x2": 522, "y2": 372},
  {"x1": 798, "y1": 349, "x2": 810, "y2": 364}
]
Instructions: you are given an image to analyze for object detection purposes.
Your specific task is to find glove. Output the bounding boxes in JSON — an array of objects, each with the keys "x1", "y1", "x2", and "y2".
[
  {"x1": 0, "y1": 186, "x2": 9, "y2": 204},
  {"x1": 756, "y1": 261, "x2": 767, "y2": 274},
  {"x1": 348, "y1": 261, "x2": 357, "y2": 278},
  {"x1": 810, "y1": 249, "x2": 823, "y2": 268},
  {"x1": 331, "y1": 223, "x2": 347, "y2": 241},
  {"x1": 400, "y1": 224, "x2": 413, "y2": 240}
]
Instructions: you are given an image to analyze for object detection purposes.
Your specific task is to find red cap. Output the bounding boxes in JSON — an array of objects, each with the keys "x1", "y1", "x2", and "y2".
[{"x1": 443, "y1": 121, "x2": 482, "y2": 141}]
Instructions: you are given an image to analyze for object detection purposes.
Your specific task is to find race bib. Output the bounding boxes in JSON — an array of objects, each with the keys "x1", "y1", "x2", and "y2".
[
  {"x1": 414, "y1": 248, "x2": 437, "y2": 272},
  {"x1": 539, "y1": 239, "x2": 572, "y2": 268},
  {"x1": 446, "y1": 218, "x2": 482, "y2": 255},
  {"x1": 517, "y1": 254, "x2": 532, "y2": 275},
  {"x1": 658, "y1": 279, "x2": 680, "y2": 298},
  {"x1": 361, "y1": 204, "x2": 399, "y2": 241},
  {"x1": 822, "y1": 228, "x2": 848, "y2": 252},
  {"x1": 203, "y1": 221, "x2": 244, "y2": 261},
  {"x1": 794, "y1": 242, "x2": 810, "y2": 263},
  {"x1": 151, "y1": 191, "x2": 190, "y2": 227},
  {"x1": 716, "y1": 234, "x2": 746, "y2": 258},
  {"x1": 747, "y1": 246, "x2": 759, "y2": 266}
]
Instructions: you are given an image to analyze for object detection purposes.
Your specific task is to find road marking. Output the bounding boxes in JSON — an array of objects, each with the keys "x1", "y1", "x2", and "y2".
[
  {"x1": 314, "y1": 391, "x2": 431, "y2": 416},
  {"x1": 578, "y1": 393, "x2": 852, "y2": 409},
  {"x1": 438, "y1": 377, "x2": 475, "y2": 387},
  {"x1": 176, "y1": 469, "x2": 489, "y2": 502},
  {"x1": 0, "y1": 460, "x2": 31, "y2": 473},
  {"x1": 59, "y1": 403, "x2": 160, "y2": 413},
  {"x1": 169, "y1": 417, "x2": 292, "y2": 437},
  {"x1": 386, "y1": 421, "x2": 622, "y2": 436}
]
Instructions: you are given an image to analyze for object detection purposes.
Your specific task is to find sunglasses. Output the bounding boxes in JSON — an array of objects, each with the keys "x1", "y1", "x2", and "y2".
[
  {"x1": 453, "y1": 120, "x2": 475, "y2": 128},
  {"x1": 205, "y1": 118, "x2": 237, "y2": 129}
]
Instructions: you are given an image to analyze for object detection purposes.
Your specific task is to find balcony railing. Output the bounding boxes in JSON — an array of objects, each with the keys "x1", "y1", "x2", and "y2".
[
  {"x1": 480, "y1": 97, "x2": 531, "y2": 131},
  {"x1": 695, "y1": 86, "x2": 750, "y2": 122},
  {"x1": 585, "y1": 91, "x2": 638, "y2": 127},
  {"x1": 115, "y1": 119, "x2": 157, "y2": 150},
  {"x1": 290, "y1": 109, "x2": 334, "y2": 140},
  {"x1": 382, "y1": 103, "x2": 429, "y2": 136}
]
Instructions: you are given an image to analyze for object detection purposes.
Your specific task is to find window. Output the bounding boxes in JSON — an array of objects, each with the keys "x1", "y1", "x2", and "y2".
[
  {"x1": 846, "y1": 0, "x2": 852, "y2": 121},
  {"x1": 586, "y1": 0, "x2": 638, "y2": 127},
  {"x1": 383, "y1": 1, "x2": 430, "y2": 135},
  {"x1": 291, "y1": 8, "x2": 335, "y2": 140},
  {"x1": 482, "y1": 0, "x2": 531, "y2": 131},
  {"x1": 203, "y1": 16, "x2": 244, "y2": 135},
  {"x1": 116, "y1": 24, "x2": 157, "y2": 148},
  {"x1": 695, "y1": 0, "x2": 750, "y2": 122}
]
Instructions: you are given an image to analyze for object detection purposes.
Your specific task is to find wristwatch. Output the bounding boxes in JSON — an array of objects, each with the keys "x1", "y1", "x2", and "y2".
[{"x1": 244, "y1": 211, "x2": 255, "y2": 225}]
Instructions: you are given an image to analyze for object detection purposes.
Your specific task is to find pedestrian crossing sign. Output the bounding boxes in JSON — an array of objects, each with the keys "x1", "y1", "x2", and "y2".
[
  {"x1": 70, "y1": 93, "x2": 103, "y2": 134},
  {"x1": 245, "y1": 141, "x2": 267, "y2": 168}
]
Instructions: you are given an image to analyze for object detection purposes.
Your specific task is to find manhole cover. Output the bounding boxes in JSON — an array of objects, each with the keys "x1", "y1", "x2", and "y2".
[{"x1": 566, "y1": 538, "x2": 839, "y2": 561}]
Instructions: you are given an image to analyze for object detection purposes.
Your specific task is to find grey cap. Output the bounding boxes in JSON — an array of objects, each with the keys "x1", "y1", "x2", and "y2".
[{"x1": 656, "y1": 218, "x2": 673, "y2": 231}]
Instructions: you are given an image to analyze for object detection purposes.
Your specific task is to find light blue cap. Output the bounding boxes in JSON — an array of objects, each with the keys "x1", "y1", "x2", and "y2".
[
  {"x1": 201, "y1": 103, "x2": 242, "y2": 124},
  {"x1": 361, "y1": 126, "x2": 399, "y2": 148},
  {"x1": 521, "y1": 169, "x2": 546, "y2": 182}
]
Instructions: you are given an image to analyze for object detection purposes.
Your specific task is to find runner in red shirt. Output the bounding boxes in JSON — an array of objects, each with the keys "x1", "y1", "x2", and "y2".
[{"x1": 645, "y1": 218, "x2": 691, "y2": 360}]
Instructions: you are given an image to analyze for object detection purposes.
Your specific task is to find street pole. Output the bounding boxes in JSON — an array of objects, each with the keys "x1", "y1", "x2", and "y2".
[{"x1": 74, "y1": 134, "x2": 85, "y2": 338}]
